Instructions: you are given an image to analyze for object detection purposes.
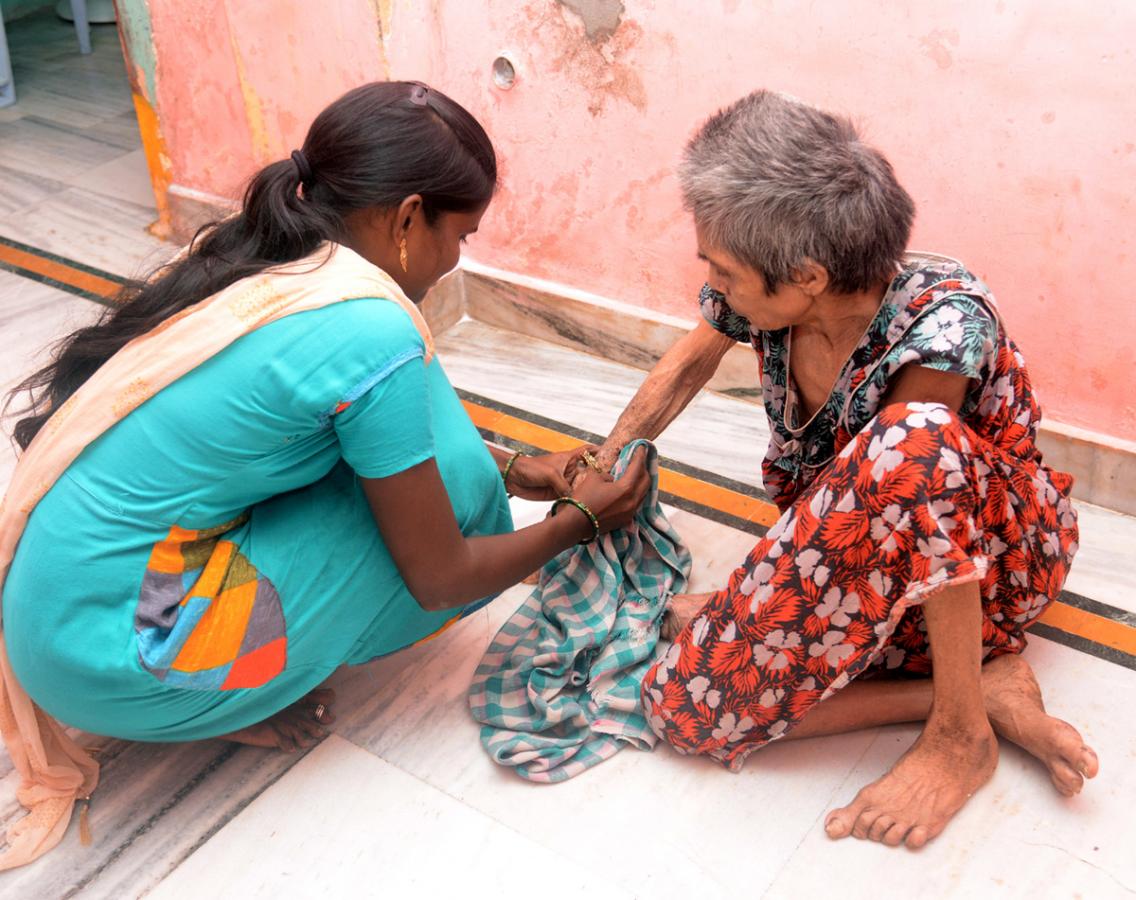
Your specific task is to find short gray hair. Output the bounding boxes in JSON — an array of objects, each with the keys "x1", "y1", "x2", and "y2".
[{"x1": 679, "y1": 90, "x2": 914, "y2": 294}]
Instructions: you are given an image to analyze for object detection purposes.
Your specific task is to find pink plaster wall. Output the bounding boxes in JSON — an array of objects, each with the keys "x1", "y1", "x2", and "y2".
[
  {"x1": 146, "y1": 0, "x2": 386, "y2": 198},
  {"x1": 144, "y1": 0, "x2": 1136, "y2": 441}
]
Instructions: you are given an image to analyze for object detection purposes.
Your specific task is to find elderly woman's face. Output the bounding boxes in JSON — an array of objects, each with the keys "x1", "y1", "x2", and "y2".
[{"x1": 695, "y1": 223, "x2": 812, "y2": 330}]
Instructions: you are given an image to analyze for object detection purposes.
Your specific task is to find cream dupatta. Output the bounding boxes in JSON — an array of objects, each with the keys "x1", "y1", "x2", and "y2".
[{"x1": 0, "y1": 243, "x2": 432, "y2": 869}]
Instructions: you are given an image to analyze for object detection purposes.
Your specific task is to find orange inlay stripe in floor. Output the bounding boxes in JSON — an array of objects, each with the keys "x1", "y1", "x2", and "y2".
[
  {"x1": 0, "y1": 241, "x2": 122, "y2": 299},
  {"x1": 463, "y1": 397, "x2": 1136, "y2": 660},
  {"x1": 1036, "y1": 602, "x2": 1136, "y2": 656}
]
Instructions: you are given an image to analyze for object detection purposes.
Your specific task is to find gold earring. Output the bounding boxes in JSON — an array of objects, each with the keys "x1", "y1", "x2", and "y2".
[{"x1": 399, "y1": 237, "x2": 408, "y2": 273}]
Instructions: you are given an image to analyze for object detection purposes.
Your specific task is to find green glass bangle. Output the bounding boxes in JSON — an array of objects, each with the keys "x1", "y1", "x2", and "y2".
[
  {"x1": 551, "y1": 496, "x2": 600, "y2": 544},
  {"x1": 501, "y1": 450, "x2": 523, "y2": 493}
]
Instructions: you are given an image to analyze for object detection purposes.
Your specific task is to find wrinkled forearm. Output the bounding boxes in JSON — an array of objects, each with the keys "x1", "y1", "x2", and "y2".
[{"x1": 606, "y1": 321, "x2": 734, "y2": 449}]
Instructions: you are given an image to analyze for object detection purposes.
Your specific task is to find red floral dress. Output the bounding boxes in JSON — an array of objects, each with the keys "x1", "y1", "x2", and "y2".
[{"x1": 642, "y1": 259, "x2": 1078, "y2": 771}]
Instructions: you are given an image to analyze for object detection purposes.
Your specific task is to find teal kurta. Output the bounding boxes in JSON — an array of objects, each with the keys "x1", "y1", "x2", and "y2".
[{"x1": 3, "y1": 297, "x2": 512, "y2": 741}]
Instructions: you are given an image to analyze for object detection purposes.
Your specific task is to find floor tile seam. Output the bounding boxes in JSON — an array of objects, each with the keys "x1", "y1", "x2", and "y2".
[
  {"x1": 758, "y1": 737, "x2": 880, "y2": 899},
  {"x1": 16, "y1": 114, "x2": 137, "y2": 154},
  {"x1": 58, "y1": 742, "x2": 245, "y2": 899},
  {"x1": 82, "y1": 741, "x2": 322, "y2": 900},
  {"x1": 327, "y1": 729, "x2": 626, "y2": 885}
]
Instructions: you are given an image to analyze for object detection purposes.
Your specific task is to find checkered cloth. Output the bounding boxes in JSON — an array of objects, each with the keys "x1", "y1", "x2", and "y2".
[{"x1": 468, "y1": 440, "x2": 691, "y2": 782}]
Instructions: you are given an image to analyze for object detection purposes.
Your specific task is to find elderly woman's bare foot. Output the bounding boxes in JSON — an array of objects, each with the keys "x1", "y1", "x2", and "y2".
[
  {"x1": 824, "y1": 718, "x2": 998, "y2": 849},
  {"x1": 220, "y1": 688, "x2": 336, "y2": 752},
  {"x1": 982, "y1": 654, "x2": 1099, "y2": 795},
  {"x1": 661, "y1": 592, "x2": 716, "y2": 641}
]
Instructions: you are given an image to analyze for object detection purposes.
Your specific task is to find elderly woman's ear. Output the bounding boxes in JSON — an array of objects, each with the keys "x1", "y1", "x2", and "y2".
[{"x1": 791, "y1": 259, "x2": 830, "y2": 298}]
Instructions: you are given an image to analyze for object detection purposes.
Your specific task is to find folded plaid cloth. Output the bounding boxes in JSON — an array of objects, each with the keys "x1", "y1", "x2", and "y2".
[{"x1": 468, "y1": 439, "x2": 691, "y2": 782}]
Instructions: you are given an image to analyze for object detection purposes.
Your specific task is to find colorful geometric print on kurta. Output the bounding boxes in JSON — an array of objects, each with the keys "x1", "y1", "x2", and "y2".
[{"x1": 135, "y1": 514, "x2": 287, "y2": 690}]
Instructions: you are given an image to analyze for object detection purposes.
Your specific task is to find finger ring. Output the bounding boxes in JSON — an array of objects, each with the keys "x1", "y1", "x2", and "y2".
[
  {"x1": 582, "y1": 450, "x2": 605, "y2": 474},
  {"x1": 313, "y1": 703, "x2": 327, "y2": 722}
]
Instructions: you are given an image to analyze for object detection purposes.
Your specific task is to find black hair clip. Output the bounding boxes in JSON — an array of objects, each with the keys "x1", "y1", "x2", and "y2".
[{"x1": 409, "y1": 83, "x2": 430, "y2": 106}]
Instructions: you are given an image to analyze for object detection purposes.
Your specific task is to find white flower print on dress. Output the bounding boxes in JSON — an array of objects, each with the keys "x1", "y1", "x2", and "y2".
[
  {"x1": 690, "y1": 615, "x2": 711, "y2": 647},
  {"x1": 739, "y1": 560, "x2": 775, "y2": 599},
  {"x1": 687, "y1": 676, "x2": 721, "y2": 708},
  {"x1": 868, "y1": 425, "x2": 907, "y2": 480},
  {"x1": 809, "y1": 486, "x2": 833, "y2": 519},
  {"x1": 905, "y1": 402, "x2": 954, "y2": 429},
  {"x1": 1033, "y1": 475, "x2": 1058, "y2": 506},
  {"x1": 809, "y1": 630, "x2": 855, "y2": 667},
  {"x1": 883, "y1": 646, "x2": 906, "y2": 668},
  {"x1": 654, "y1": 642, "x2": 682, "y2": 684},
  {"x1": 927, "y1": 498, "x2": 957, "y2": 535},
  {"x1": 869, "y1": 570, "x2": 894, "y2": 598},
  {"x1": 870, "y1": 503, "x2": 910, "y2": 553},
  {"x1": 752, "y1": 629, "x2": 802, "y2": 669},
  {"x1": 816, "y1": 587, "x2": 861, "y2": 627},
  {"x1": 759, "y1": 687, "x2": 785, "y2": 708},
  {"x1": 711, "y1": 712, "x2": 755, "y2": 743},
  {"x1": 979, "y1": 374, "x2": 1015, "y2": 417},
  {"x1": 922, "y1": 305, "x2": 965, "y2": 354},
  {"x1": 1013, "y1": 593, "x2": 1048, "y2": 624},
  {"x1": 937, "y1": 446, "x2": 968, "y2": 489}
]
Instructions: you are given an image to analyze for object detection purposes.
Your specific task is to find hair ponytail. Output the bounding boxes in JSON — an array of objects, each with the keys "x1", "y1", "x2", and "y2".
[{"x1": 6, "y1": 81, "x2": 496, "y2": 451}]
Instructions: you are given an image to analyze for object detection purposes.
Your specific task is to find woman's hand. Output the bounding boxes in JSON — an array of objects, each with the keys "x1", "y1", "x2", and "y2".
[
  {"x1": 558, "y1": 443, "x2": 651, "y2": 536},
  {"x1": 506, "y1": 447, "x2": 597, "y2": 501}
]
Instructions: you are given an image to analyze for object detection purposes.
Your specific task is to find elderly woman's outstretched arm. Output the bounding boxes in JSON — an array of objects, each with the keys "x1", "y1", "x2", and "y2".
[{"x1": 592, "y1": 319, "x2": 734, "y2": 472}]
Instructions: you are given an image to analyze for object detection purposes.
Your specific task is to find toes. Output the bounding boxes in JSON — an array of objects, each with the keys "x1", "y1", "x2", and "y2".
[
  {"x1": 905, "y1": 825, "x2": 933, "y2": 849},
  {"x1": 824, "y1": 806, "x2": 860, "y2": 840},
  {"x1": 868, "y1": 815, "x2": 896, "y2": 843},
  {"x1": 1079, "y1": 746, "x2": 1099, "y2": 779},
  {"x1": 851, "y1": 807, "x2": 884, "y2": 840},
  {"x1": 883, "y1": 821, "x2": 909, "y2": 847},
  {"x1": 1049, "y1": 760, "x2": 1083, "y2": 797}
]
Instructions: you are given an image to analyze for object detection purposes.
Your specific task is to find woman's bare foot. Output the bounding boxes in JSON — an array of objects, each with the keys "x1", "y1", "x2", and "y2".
[
  {"x1": 220, "y1": 688, "x2": 336, "y2": 752},
  {"x1": 660, "y1": 592, "x2": 715, "y2": 641},
  {"x1": 825, "y1": 718, "x2": 998, "y2": 849},
  {"x1": 982, "y1": 654, "x2": 1099, "y2": 796}
]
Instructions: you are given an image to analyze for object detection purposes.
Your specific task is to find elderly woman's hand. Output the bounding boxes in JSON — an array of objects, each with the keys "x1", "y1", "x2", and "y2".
[{"x1": 567, "y1": 441, "x2": 621, "y2": 486}]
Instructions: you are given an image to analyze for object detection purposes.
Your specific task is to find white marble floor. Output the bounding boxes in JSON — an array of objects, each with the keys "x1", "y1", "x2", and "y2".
[
  {"x1": 2, "y1": 280, "x2": 1134, "y2": 898},
  {"x1": 0, "y1": 11, "x2": 1134, "y2": 899},
  {"x1": 0, "y1": 8, "x2": 171, "y2": 281}
]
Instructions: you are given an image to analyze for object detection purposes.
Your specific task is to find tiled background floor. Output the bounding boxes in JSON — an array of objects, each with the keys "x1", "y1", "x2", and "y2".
[{"x1": 0, "y1": 9, "x2": 1133, "y2": 899}]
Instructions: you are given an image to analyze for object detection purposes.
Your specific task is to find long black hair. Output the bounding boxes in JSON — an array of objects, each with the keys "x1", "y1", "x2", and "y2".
[{"x1": 6, "y1": 81, "x2": 496, "y2": 450}]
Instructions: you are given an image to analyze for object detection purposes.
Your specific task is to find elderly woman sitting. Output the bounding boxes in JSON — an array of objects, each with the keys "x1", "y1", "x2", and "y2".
[{"x1": 593, "y1": 90, "x2": 1098, "y2": 849}]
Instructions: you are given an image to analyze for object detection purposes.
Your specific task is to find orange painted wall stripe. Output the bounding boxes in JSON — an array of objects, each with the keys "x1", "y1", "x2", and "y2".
[
  {"x1": 0, "y1": 242, "x2": 121, "y2": 299},
  {"x1": 463, "y1": 397, "x2": 1136, "y2": 659}
]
